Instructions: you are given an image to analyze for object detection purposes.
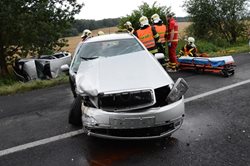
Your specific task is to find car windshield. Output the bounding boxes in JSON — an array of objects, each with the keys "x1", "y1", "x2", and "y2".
[{"x1": 71, "y1": 38, "x2": 144, "y2": 73}]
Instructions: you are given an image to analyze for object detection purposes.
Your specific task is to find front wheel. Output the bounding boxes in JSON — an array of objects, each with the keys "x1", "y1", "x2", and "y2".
[{"x1": 69, "y1": 95, "x2": 82, "y2": 126}]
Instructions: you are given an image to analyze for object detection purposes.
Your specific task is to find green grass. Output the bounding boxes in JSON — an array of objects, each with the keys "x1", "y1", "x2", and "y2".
[
  {"x1": 0, "y1": 75, "x2": 69, "y2": 96},
  {"x1": 176, "y1": 39, "x2": 250, "y2": 57},
  {"x1": 0, "y1": 75, "x2": 17, "y2": 87}
]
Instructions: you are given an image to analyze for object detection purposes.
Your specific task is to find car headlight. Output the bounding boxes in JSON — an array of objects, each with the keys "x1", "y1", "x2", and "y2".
[
  {"x1": 82, "y1": 114, "x2": 97, "y2": 126},
  {"x1": 166, "y1": 78, "x2": 189, "y2": 103}
]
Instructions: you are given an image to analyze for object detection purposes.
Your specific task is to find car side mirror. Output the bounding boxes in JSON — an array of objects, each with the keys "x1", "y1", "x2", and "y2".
[
  {"x1": 61, "y1": 64, "x2": 69, "y2": 73},
  {"x1": 154, "y1": 53, "x2": 165, "y2": 60}
]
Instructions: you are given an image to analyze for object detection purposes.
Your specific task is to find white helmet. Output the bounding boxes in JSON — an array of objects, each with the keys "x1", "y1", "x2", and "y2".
[
  {"x1": 81, "y1": 29, "x2": 92, "y2": 38},
  {"x1": 151, "y1": 13, "x2": 161, "y2": 23},
  {"x1": 124, "y1": 21, "x2": 132, "y2": 27},
  {"x1": 97, "y1": 31, "x2": 105, "y2": 36},
  {"x1": 188, "y1": 37, "x2": 195, "y2": 44},
  {"x1": 139, "y1": 16, "x2": 149, "y2": 27}
]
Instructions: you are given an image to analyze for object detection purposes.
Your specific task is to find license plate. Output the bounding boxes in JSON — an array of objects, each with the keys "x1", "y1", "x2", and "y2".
[{"x1": 110, "y1": 116, "x2": 155, "y2": 129}]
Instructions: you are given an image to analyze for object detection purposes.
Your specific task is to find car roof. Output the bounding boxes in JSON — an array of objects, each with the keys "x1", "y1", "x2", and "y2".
[{"x1": 84, "y1": 33, "x2": 134, "y2": 43}]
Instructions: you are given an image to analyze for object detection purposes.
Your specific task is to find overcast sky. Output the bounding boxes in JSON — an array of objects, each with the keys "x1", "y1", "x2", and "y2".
[{"x1": 75, "y1": 0, "x2": 188, "y2": 20}]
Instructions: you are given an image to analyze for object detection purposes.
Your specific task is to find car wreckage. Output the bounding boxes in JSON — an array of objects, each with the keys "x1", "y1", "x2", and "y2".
[
  {"x1": 13, "y1": 52, "x2": 71, "y2": 82},
  {"x1": 62, "y1": 33, "x2": 188, "y2": 139}
]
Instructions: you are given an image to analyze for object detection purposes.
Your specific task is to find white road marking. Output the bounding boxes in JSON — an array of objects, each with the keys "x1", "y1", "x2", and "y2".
[
  {"x1": 184, "y1": 79, "x2": 250, "y2": 103},
  {"x1": 0, "y1": 79, "x2": 250, "y2": 157},
  {"x1": 0, "y1": 130, "x2": 84, "y2": 157}
]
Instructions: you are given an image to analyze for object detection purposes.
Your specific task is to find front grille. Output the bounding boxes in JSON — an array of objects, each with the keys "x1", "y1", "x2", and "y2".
[
  {"x1": 89, "y1": 123, "x2": 175, "y2": 137},
  {"x1": 99, "y1": 90, "x2": 155, "y2": 111}
]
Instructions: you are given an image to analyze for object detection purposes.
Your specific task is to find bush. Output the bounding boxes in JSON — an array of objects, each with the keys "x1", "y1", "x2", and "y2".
[
  {"x1": 0, "y1": 75, "x2": 17, "y2": 86},
  {"x1": 196, "y1": 40, "x2": 220, "y2": 53}
]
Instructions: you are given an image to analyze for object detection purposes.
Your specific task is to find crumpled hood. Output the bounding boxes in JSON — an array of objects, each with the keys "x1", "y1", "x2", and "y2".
[{"x1": 76, "y1": 51, "x2": 173, "y2": 94}]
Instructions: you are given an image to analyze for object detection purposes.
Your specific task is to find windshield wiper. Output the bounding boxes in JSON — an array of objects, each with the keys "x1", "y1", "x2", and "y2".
[{"x1": 80, "y1": 57, "x2": 99, "y2": 61}]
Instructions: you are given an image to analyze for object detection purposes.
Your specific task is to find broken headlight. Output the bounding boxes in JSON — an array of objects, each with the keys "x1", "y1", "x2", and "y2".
[{"x1": 166, "y1": 78, "x2": 189, "y2": 104}]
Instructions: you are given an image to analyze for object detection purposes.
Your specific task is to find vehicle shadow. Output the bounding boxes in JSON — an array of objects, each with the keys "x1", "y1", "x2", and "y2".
[{"x1": 81, "y1": 136, "x2": 179, "y2": 166}]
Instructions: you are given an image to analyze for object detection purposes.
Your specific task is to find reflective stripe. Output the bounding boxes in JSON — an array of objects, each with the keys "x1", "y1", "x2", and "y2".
[
  {"x1": 149, "y1": 49, "x2": 158, "y2": 54},
  {"x1": 168, "y1": 39, "x2": 178, "y2": 42},
  {"x1": 154, "y1": 34, "x2": 159, "y2": 38},
  {"x1": 167, "y1": 62, "x2": 177, "y2": 69},
  {"x1": 184, "y1": 45, "x2": 188, "y2": 55},
  {"x1": 144, "y1": 39, "x2": 156, "y2": 48},
  {"x1": 183, "y1": 45, "x2": 195, "y2": 56}
]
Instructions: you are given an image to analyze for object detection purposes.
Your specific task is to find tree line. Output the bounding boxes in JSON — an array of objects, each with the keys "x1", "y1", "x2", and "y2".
[
  {"x1": 64, "y1": 16, "x2": 190, "y2": 37},
  {"x1": 63, "y1": 18, "x2": 120, "y2": 37},
  {"x1": 0, "y1": 0, "x2": 249, "y2": 77}
]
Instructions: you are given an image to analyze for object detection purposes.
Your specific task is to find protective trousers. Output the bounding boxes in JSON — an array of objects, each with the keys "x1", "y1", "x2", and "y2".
[{"x1": 168, "y1": 42, "x2": 178, "y2": 69}]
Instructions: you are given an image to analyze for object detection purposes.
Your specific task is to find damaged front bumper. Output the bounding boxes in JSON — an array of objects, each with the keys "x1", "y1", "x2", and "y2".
[{"x1": 81, "y1": 98, "x2": 185, "y2": 140}]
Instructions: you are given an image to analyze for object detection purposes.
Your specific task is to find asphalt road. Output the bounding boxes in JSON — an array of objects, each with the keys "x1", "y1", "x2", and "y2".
[{"x1": 0, "y1": 53, "x2": 250, "y2": 166}]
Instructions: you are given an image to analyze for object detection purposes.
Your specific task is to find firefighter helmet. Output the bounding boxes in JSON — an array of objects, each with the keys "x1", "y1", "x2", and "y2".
[
  {"x1": 187, "y1": 37, "x2": 195, "y2": 44},
  {"x1": 124, "y1": 21, "x2": 132, "y2": 27},
  {"x1": 139, "y1": 16, "x2": 149, "y2": 27},
  {"x1": 151, "y1": 13, "x2": 161, "y2": 23},
  {"x1": 81, "y1": 29, "x2": 92, "y2": 38}
]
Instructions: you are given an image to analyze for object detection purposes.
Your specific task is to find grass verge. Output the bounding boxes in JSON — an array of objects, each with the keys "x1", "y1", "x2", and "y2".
[
  {"x1": 177, "y1": 39, "x2": 250, "y2": 57},
  {"x1": 0, "y1": 75, "x2": 68, "y2": 96}
]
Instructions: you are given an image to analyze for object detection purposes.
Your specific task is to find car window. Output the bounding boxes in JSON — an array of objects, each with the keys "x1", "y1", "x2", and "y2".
[
  {"x1": 39, "y1": 55, "x2": 55, "y2": 59},
  {"x1": 53, "y1": 54, "x2": 65, "y2": 58},
  {"x1": 80, "y1": 38, "x2": 143, "y2": 58},
  {"x1": 71, "y1": 38, "x2": 144, "y2": 73}
]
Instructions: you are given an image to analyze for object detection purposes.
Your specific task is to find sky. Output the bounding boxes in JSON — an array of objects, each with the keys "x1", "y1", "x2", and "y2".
[{"x1": 75, "y1": 0, "x2": 188, "y2": 20}]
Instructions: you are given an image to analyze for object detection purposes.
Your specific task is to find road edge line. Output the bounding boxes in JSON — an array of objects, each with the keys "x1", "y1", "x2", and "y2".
[
  {"x1": 184, "y1": 79, "x2": 250, "y2": 103},
  {"x1": 0, "y1": 130, "x2": 84, "y2": 157}
]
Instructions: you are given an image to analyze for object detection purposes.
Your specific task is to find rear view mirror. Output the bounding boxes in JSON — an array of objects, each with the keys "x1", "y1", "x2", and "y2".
[
  {"x1": 154, "y1": 53, "x2": 165, "y2": 60},
  {"x1": 60, "y1": 64, "x2": 69, "y2": 73}
]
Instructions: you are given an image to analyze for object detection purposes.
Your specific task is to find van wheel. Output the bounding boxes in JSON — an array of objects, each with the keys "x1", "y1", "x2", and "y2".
[{"x1": 69, "y1": 95, "x2": 82, "y2": 126}]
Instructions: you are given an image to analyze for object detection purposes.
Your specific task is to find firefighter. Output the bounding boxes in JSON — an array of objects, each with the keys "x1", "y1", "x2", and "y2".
[
  {"x1": 124, "y1": 21, "x2": 134, "y2": 34},
  {"x1": 151, "y1": 13, "x2": 167, "y2": 54},
  {"x1": 179, "y1": 37, "x2": 198, "y2": 57},
  {"x1": 166, "y1": 13, "x2": 179, "y2": 72},
  {"x1": 134, "y1": 16, "x2": 161, "y2": 55},
  {"x1": 81, "y1": 29, "x2": 92, "y2": 42}
]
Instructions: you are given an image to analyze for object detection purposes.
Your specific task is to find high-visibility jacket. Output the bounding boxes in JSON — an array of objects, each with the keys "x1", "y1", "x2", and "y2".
[
  {"x1": 153, "y1": 24, "x2": 167, "y2": 43},
  {"x1": 137, "y1": 26, "x2": 156, "y2": 49},
  {"x1": 179, "y1": 44, "x2": 197, "y2": 57},
  {"x1": 167, "y1": 18, "x2": 178, "y2": 43}
]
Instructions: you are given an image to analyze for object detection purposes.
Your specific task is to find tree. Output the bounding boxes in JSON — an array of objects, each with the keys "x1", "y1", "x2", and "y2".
[
  {"x1": 183, "y1": 0, "x2": 250, "y2": 43},
  {"x1": 0, "y1": 0, "x2": 83, "y2": 76},
  {"x1": 119, "y1": 2, "x2": 172, "y2": 30}
]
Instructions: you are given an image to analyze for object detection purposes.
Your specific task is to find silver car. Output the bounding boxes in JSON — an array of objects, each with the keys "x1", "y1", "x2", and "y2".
[
  {"x1": 65, "y1": 33, "x2": 188, "y2": 140},
  {"x1": 14, "y1": 52, "x2": 71, "y2": 81}
]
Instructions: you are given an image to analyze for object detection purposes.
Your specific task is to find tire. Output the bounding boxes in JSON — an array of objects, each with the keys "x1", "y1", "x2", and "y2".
[
  {"x1": 222, "y1": 69, "x2": 229, "y2": 77},
  {"x1": 69, "y1": 77, "x2": 77, "y2": 98},
  {"x1": 222, "y1": 69, "x2": 234, "y2": 77},
  {"x1": 69, "y1": 95, "x2": 82, "y2": 126}
]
